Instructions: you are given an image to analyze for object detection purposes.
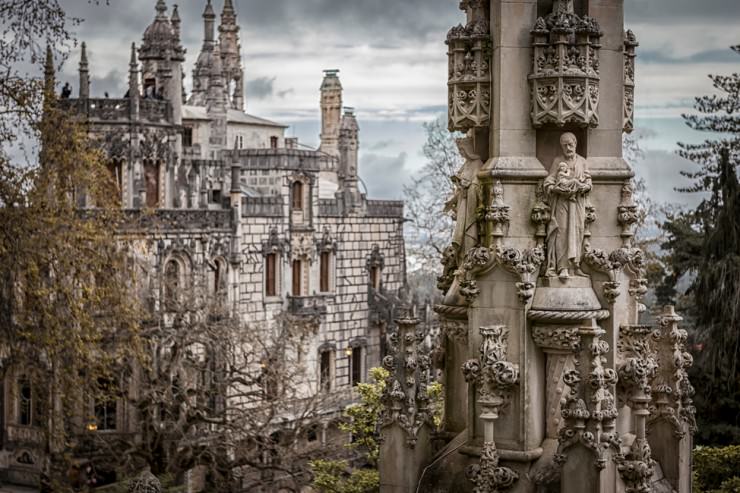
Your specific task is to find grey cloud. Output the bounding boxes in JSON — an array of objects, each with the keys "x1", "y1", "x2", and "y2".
[
  {"x1": 246, "y1": 76, "x2": 277, "y2": 100},
  {"x1": 639, "y1": 49, "x2": 739, "y2": 65},
  {"x1": 277, "y1": 88, "x2": 295, "y2": 99},
  {"x1": 367, "y1": 140, "x2": 398, "y2": 151},
  {"x1": 637, "y1": 150, "x2": 703, "y2": 207},
  {"x1": 359, "y1": 152, "x2": 408, "y2": 200},
  {"x1": 625, "y1": 0, "x2": 740, "y2": 23}
]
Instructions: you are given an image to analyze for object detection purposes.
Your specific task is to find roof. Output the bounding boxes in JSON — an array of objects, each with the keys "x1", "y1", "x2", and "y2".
[{"x1": 181, "y1": 105, "x2": 288, "y2": 128}]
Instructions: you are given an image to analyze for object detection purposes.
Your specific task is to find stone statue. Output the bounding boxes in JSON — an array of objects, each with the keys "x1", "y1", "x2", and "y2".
[
  {"x1": 444, "y1": 137, "x2": 483, "y2": 262},
  {"x1": 543, "y1": 132, "x2": 592, "y2": 279}
]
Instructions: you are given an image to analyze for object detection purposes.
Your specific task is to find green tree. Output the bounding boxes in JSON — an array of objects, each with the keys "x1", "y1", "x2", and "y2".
[{"x1": 659, "y1": 45, "x2": 740, "y2": 444}]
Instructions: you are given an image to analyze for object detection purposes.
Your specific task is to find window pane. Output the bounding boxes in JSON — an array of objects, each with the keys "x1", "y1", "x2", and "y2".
[
  {"x1": 352, "y1": 347, "x2": 362, "y2": 386},
  {"x1": 19, "y1": 380, "x2": 32, "y2": 426},
  {"x1": 266, "y1": 254, "x2": 276, "y2": 297},
  {"x1": 320, "y1": 252, "x2": 330, "y2": 292},
  {"x1": 292, "y1": 260, "x2": 302, "y2": 296}
]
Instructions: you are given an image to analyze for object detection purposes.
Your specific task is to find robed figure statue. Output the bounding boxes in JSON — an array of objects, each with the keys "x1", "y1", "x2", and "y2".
[
  {"x1": 445, "y1": 137, "x2": 483, "y2": 262},
  {"x1": 543, "y1": 132, "x2": 592, "y2": 279}
]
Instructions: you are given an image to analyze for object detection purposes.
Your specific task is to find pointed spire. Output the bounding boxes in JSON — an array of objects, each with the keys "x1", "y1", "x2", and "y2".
[
  {"x1": 222, "y1": 0, "x2": 236, "y2": 22},
  {"x1": 44, "y1": 45, "x2": 55, "y2": 96},
  {"x1": 203, "y1": 0, "x2": 216, "y2": 44},
  {"x1": 79, "y1": 42, "x2": 90, "y2": 98},
  {"x1": 128, "y1": 43, "x2": 140, "y2": 99},
  {"x1": 171, "y1": 4, "x2": 181, "y2": 39}
]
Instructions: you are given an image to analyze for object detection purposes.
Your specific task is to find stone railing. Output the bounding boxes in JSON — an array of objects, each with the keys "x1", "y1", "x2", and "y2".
[
  {"x1": 227, "y1": 148, "x2": 322, "y2": 172},
  {"x1": 287, "y1": 295, "x2": 328, "y2": 317},
  {"x1": 243, "y1": 196, "x2": 283, "y2": 217},
  {"x1": 58, "y1": 98, "x2": 171, "y2": 124},
  {"x1": 366, "y1": 200, "x2": 404, "y2": 218},
  {"x1": 318, "y1": 199, "x2": 341, "y2": 217},
  {"x1": 121, "y1": 209, "x2": 234, "y2": 231}
]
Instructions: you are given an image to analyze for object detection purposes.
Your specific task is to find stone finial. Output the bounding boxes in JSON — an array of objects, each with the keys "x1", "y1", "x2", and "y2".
[
  {"x1": 79, "y1": 42, "x2": 90, "y2": 99},
  {"x1": 43, "y1": 45, "x2": 55, "y2": 97},
  {"x1": 155, "y1": 0, "x2": 167, "y2": 17},
  {"x1": 171, "y1": 4, "x2": 181, "y2": 38}
]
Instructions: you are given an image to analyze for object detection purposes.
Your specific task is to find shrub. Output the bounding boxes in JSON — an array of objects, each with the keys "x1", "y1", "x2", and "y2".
[{"x1": 693, "y1": 445, "x2": 740, "y2": 492}]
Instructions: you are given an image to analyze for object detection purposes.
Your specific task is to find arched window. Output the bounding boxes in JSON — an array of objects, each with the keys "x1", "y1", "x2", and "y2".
[
  {"x1": 144, "y1": 160, "x2": 160, "y2": 208},
  {"x1": 164, "y1": 259, "x2": 180, "y2": 308},
  {"x1": 291, "y1": 181, "x2": 304, "y2": 210},
  {"x1": 18, "y1": 378, "x2": 32, "y2": 426}
]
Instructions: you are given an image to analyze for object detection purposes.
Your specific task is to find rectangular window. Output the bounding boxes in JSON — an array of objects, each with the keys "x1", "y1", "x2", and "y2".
[
  {"x1": 265, "y1": 254, "x2": 277, "y2": 297},
  {"x1": 211, "y1": 189, "x2": 222, "y2": 205},
  {"x1": 320, "y1": 351, "x2": 333, "y2": 392},
  {"x1": 292, "y1": 260, "x2": 302, "y2": 296},
  {"x1": 320, "y1": 252, "x2": 330, "y2": 292},
  {"x1": 183, "y1": 127, "x2": 193, "y2": 147},
  {"x1": 351, "y1": 347, "x2": 363, "y2": 386},
  {"x1": 94, "y1": 378, "x2": 117, "y2": 431},
  {"x1": 270, "y1": 136, "x2": 279, "y2": 149}
]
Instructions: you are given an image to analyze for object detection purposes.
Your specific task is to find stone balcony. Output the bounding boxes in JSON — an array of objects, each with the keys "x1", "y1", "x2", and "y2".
[
  {"x1": 58, "y1": 97, "x2": 172, "y2": 124},
  {"x1": 287, "y1": 295, "x2": 328, "y2": 318},
  {"x1": 120, "y1": 208, "x2": 234, "y2": 232}
]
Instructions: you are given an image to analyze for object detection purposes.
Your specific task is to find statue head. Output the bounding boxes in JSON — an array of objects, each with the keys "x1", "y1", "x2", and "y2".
[
  {"x1": 456, "y1": 137, "x2": 480, "y2": 161},
  {"x1": 559, "y1": 132, "x2": 577, "y2": 160}
]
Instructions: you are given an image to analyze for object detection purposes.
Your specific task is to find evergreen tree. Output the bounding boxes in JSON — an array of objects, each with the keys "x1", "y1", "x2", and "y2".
[{"x1": 660, "y1": 45, "x2": 740, "y2": 444}]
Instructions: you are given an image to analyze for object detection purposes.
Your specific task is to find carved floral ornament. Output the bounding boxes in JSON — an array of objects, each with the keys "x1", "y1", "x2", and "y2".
[
  {"x1": 138, "y1": 128, "x2": 174, "y2": 163},
  {"x1": 582, "y1": 246, "x2": 647, "y2": 304},
  {"x1": 261, "y1": 227, "x2": 286, "y2": 256},
  {"x1": 366, "y1": 244, "x2": 385, "y2": 271},
  {"x1": 455, "y1": 245, "x2": 545, "y2": 305}
]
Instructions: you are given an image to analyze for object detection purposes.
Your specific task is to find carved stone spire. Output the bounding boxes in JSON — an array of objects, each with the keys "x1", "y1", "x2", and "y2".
[
  {"x1": 170, "y1": 4, "x2": 181, "y2": 40},
  {"x1": 203, "y1": 0, "x2": 216, "y2": 44},
  {"x1": 155, "y1": 0, "x2": 167, "y2": 18},
  {"x1": 79, "y1": 42, "x2": 90, "y2": 99},
  {"x1": 44, "y1": 45, "x2": 55, "y2": 98},
  {"x1": 218, "y1": 0, "x2": 244, "y2": 110},
  {"x1": 128, "y1": 43, "x2": 140, "y2": 120}
]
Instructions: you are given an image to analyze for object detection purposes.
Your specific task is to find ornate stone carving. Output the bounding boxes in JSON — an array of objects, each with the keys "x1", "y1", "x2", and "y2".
[
  {"x1": 463, "y1": 325, "x2": 520, "y2": 493},
  {"x1": 616, "y1": 324, "x2": 658, "y2": 493},
  {"x1": 380, "y1": 314, "x2": 434, "y2": 447},
  {"x1": 497, "y1": 245, "x2": 545, "y2": 303},
  {"x1": 437, "y1": 244, "x2": 459, "y2": 293},
  {"x1": 316, "y1": 226, "x2": 337, "y2": 252},
  {"x1": 532, "y1": 326, "x2": 580, "y2": 352},
  {"x1": 467, "y1": 442, "x2": 519, "y2": 493},
  {"x1": 623, "y1": 30, "x2": 639, "y2": 133},
  {"x1": 365, "y1": 244, "x2": 385, "y2": 272},
  {"x1": 98, "y1": 130, "x2": 130, "y2": 162},
  {"x1": 446, "y1": 0, "x2": 491, "y2": 131},
  {"x1": 261, "y1": 227, "x2": 285, "y2": 255},
  {"x1": 485, "y1": 180, "x2": 510, "y2": 239},
  {"x1": 618, "y1": 180, "x2": 640, "y2": 243},
  {"x1": 530, "y1": 183, "x2": 551, "y2": 243},
  {"x1": 543, "y1": 133, "x2": 592, "y2": 280},
  {"x1": 529, "y1": 1, "x2": 602, "y2": 128},
  {"x1": 649, "y1": 306, "x2": 697, "y2": 435},
  {"x1": 138, "y1": 128, "x2": 174, "y2": 163},
  {"x1": 556, "y1": 322, "x2": 619, "y2": 471},
  {"x1": 441, "y1": 316, "x2": 468, "y2": 342},
  {"x1": 583, "y1": 246, "x2": 644, "y2": 304},
  {"x1": 458, "y1": 246, "x2": 492, "y2": 304}
]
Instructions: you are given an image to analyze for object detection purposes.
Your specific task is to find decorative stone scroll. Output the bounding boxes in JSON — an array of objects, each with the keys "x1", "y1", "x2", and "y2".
[
  {"x1": 446, "y1": 0, "x2": 491, "y2": 131},
  {"x1": 463, "y1": 326, "x2": 520, "y2": 493},
  {"x1": 529, "y1": 1, "x2": 603, "y2": 128},
  {"x1": 617, "y1": 181, "x2": 640, "y2": 245},
  {"x1": 380, "y1": 312, "x2": 434, "y2": 447},
  {"x1": 623, "y1": 30, "x2": 639, "y2": 133}
]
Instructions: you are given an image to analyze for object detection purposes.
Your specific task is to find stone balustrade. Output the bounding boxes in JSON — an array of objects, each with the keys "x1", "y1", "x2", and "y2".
[
  {"x1": 58, "y1": 97, "x2": 172, "y2": 124},
  {"x1": 120, "y1": 209, "x2": 234, "y2": 231}
]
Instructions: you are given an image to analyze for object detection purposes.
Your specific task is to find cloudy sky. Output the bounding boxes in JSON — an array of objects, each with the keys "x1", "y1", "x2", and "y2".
[{"x1": 57, "y1": 0, "x2": 739, "y2": 206}]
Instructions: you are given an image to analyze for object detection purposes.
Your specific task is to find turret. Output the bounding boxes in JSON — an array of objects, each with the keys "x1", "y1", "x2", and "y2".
[
  {"x1": 338, "y1": 107, "x2": 362, "y2": 210},
  {"x1": 190, "y1": 0, "x2": 217, "y2": 106},
  {"x1": 218, "y1": 0, "x2": 244, "y2": 110},
  {"x1": 79, "y1": 42, "x2": 90, "y2": 99},
  {"x1": 206, "y1": 44, "x2": 228, "y2": 153},
  {"x1": 319, "y1": 69, "x2": 342, "y2": 157}
]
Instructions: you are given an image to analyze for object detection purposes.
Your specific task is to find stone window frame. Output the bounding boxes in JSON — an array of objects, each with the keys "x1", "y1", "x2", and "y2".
[
  {"x1": 348, "y1": 338, "x2": 367, "y2": 386},
  {"x1": 288, "y1": 173, "x2": 314, "y2": 228},
  {"x1": 90, "y1": 376, "x2": 120, "y2": 432},
  {"x1": 162, "y1": 253, "x2": 192, "y2": 311},
  {"x1": 206, "y1": 255, "x2": 229, "y2": 303},
  {"x1": 316, "y1": 227, "x2": 337, "y2": 294},
  {"x1": 262, "y1": 227, "x2": 286, "y2": 301},
  {"x1": 318, "y1": 342, "x2": 337, "y2": 393},
  {"x1": 365, "y1": 244, "x2": 385, "y2": 290}
]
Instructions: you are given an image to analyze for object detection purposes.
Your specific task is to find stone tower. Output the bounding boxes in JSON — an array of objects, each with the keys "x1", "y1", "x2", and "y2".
[
  {"x1": 139, "y1": 0, "x2": 185, "y2": 125},
  {"x1": 190, "y1": 0, "x2": 217, "y2": 107},
  {"x1": 319, "y1": 69, "x2": 342, "y2": 157},
  {"x1": 218, "y1": 0, "x2": 245, "y2": 110},
  {"x1": 378, "y1": 1, "x2": 695, "y2": 492}
]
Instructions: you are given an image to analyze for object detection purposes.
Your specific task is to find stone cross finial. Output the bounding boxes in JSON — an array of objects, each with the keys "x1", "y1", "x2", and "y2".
[{"x1": 155, "y1": 0, "x2": 167, "y2": 17}]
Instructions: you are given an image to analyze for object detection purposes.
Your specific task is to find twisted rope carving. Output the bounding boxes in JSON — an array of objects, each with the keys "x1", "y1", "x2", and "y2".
[{"x1": 528, "y1": 309, "x2": 611, "y2": 322}]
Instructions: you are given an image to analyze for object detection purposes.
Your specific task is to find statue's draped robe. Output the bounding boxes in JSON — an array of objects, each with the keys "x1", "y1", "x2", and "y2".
[
  {"x1": 544, "y1": 155, "x2": 589, "y2": 273},
  {"x1": 450, "y1": 157, "x2": 483, "y2": 260}
]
